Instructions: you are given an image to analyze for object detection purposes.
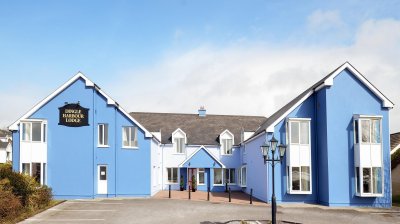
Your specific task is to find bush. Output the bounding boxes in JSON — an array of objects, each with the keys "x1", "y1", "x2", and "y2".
[
  {"x1": 28, "y1": 185, "x2": 52, "y2": 209},
  {"x1": 0, "y1": 179, "x2": 22, "y2": 221},
  {"x1": 392, "y1": 149, "x2": 400, "y2": 169}
]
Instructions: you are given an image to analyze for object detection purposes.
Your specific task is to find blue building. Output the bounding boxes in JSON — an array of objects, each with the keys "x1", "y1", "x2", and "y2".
[{"x1": 9, "y1": 62, "x2": 394, "y2": 207}]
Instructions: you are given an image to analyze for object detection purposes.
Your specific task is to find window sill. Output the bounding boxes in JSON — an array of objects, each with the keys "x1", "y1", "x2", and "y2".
[
  {"x1": 213, "y1": 184, "x2": 224, "y2": 186},
  {"x1": 172, "y1": 153, "x2": 186, "y2": 155},
  {"x1": 198, "y1": 183, "x2": 205, "y2": 186},
  {"x1": 98, "y1": 145, "x2": 110, "y2": 148},
  {"x1": 221, "y1": 154, "x2": 233, "y2": 156},
  {"x1": 167, "y1": 182, "x2": 178, "y2": 185},
  {"x1": 356, "y1": 193, "x2": 383, "y2": 197},
  {"x1": 122, "y1": 146, "x2": 139, "y2": 150},
  {"x1": 288, "y1": 191, "x2": 312, "y2": 195}
]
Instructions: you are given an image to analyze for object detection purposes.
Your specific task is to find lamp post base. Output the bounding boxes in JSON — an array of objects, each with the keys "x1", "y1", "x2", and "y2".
[{"x1": 272, "y1": 195, "x2": 276, "y2": 224}]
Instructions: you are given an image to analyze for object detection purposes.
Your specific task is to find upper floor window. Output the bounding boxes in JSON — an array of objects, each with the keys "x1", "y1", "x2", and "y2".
[
  {"x1": 353, "y1": 115, "x2": 383, "y2": 197},
  {"x1": 21, "y1": 121, "x2": 47, "y2": 143},
  {"x1": 286, "y1": 118, "x2": 312, "y2": 194},
  {"x1": 172, "y1": 129, "x2": 186, "y2": 154},
  {"x1": 220, "y1": 130, "x2": 234, "y2": 155},
  {"x1": 123, "y1": 126, "x2": 138, "y2": 148},
  {"x1": 98, "y1": 123, "x2": 109, "y2": 147}
]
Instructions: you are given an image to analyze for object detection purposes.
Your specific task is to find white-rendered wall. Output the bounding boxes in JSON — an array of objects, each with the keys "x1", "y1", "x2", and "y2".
[
  {"x1": 0, "y1": 149, "x2": 6, "y2": 163},
  {"x1": 150, "y1": 138, "x2": 162, "y2": 196}
]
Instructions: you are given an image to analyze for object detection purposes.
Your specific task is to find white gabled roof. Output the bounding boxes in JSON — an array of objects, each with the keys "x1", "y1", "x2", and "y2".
[
  {"x1": 178, "y1": 145, "x2": 225, "y2": 168},
  {"x1": 8, "y1": 72, "x2": 153, "y2": 138}
]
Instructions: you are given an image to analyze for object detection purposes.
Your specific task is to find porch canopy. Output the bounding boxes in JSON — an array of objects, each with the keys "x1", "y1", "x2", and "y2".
[{"x1": 179, "y1": 146, "x2": 225, "y2": 168}]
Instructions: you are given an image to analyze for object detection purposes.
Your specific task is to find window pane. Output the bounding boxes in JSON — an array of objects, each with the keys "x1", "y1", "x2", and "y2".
[
  {"x1": 22, "y1": 123, "x2": 31, "y2": 141},
  {"x1": 363, "y1": 168, "x2": 371, "y2": 193},
  {"x1": 123, "y1": 127, "x2": 129, "y2": 146},
  {"x1": 22, "y1": 163, "x2": 30, "y2": 175},
  {"x1": 133, "y1": 127, "x2": 138, "y2": 147},
  {"x1": 214, "y1": 168, "x2": 222, "y2": 184},
  {"x1": 227, "y1": 139, "x2": 233, "y2": 154},
  {"x1": 43, "y1": 163, "x2": 46, "y2": 185},
  {"x1": 301, "y1": 166, "x2": 310, "y2": 191},
  {"x1": 32, "y1": 163, "x2": 41, "y2": 183},
  {"x1": 300, "y1": 122, "x2": 309, "y2": 144},
  {"x1": 372, "y1": 167, "x2": 382, "y2": 194},
  {"x1": 99, "y1": 125, "x2": 104, "y2": 145},
  {"x1": 292, "y1": 167, "x2": 300, "y2": 190},
  {"x1": 229, "y1": 169, "x2": 235, "y2": 183},
  {"x1": 104, "y1": 124, "x2": 108, "y2": 145},
  {"x1": 356, "y1": 167, "x2": 360, "y2": 194},
  {"x1": 290, "y1": 122, "x2": 299, "y2": 144},
  {"x1": 129, "y1": 127, "x2": 135, "y2": 146},
  {"x1": 32, "y1": 123, "x2": 42, "y2": 141},
  {"x1": 168, "y1": 168, "x2": 172, "y2": 182},
  {"x1": 99, "y1": 166, "x2": 107, "y2": 180},
  {"x1": 354, "y1": 120, "x2": 359, "y2": 144},
  {"x1": 43, "y1": 124, "x2": 46, "y2": 142},
  {"x1": 361, "y1": 120, "x2": 370, "y2": 143},
  {"x1": 198, "y1": 168, "x2": 204, "y2": 184},
  {"x1": 172, "y1": 168, "x2": 178, "y2": 183},
  {"x1": 371, "y1": 120, "x2": 381, "y2": 143},
  {"x1": 242, "y1": 167, "x2": 247, "y2": 186}
]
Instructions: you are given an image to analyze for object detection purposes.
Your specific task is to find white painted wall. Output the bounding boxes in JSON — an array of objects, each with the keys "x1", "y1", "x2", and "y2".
[{"x1": 150, "y1": 138, "x2": 162, "y2": 196}]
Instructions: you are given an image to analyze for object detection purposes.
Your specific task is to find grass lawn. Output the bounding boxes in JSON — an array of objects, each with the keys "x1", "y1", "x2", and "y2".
[
  {"x1": 2, "y1": 200, "x2": 64, "y2": 224},
  {"x1": 393, "y1": 195, "x2": 400, "y2": 207}
]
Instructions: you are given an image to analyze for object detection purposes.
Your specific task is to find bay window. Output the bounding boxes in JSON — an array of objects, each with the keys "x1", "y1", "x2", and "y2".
[
  {"x1": 353, "y1": 115, "x2": 383, "y2": 197},
  {"x1": 21, "y1": 121, "x2": 47, "y2": 143},
  {"x1": 286, "y1": 118, "x2": 312, "y2": 194}
]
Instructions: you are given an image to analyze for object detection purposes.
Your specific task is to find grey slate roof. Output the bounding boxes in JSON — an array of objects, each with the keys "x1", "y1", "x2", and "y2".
[
  {"x1": 130, "y1": 112, "x2": 266, "y2": 145},
  {"x1": 0, "y1": 141, "x2": 8, "y2": 149},
  {"x1": 391, "y1": 132, "x2": 400, "y2": 150}
]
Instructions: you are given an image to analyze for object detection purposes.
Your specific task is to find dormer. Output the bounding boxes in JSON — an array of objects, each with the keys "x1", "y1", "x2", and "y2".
[
  {"x1": 172, "y1": 128, "x2": 187, "y2": 154},
  {"x1": 220, "y1": 130, "x2": 234, "y2": 155}
]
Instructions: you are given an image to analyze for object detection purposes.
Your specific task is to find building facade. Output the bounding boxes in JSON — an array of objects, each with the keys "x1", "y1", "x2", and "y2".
[{"x1": 9, "y1": 62, "x2": 393, "y2": 207}]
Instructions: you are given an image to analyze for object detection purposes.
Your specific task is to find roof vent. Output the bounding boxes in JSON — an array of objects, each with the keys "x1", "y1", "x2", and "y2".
[{"x1": 198, "y1": 106, "x2": 206, "y2": 117}]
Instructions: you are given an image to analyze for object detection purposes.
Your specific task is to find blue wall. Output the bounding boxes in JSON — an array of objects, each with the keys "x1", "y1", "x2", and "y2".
[
  {"x1": 323, "y1": 69, "x2": 391, "y2": 207},
  {"x1": 15, "y1": 78, "x2": 152, "y2": 199}
]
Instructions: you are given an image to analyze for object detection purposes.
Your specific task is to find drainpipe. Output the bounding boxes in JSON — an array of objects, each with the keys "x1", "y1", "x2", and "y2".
[
  {"x1": 92, "y1": 88, "x2": 96, "y2": 198},
  {"x1": 114, "y1": 107, "x2": 117, "y2": 197}
]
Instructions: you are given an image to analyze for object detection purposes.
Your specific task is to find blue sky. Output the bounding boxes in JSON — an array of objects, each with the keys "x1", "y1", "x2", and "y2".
[{"x1": 1, "y1": 1, "x2": 400, "y2": 132}]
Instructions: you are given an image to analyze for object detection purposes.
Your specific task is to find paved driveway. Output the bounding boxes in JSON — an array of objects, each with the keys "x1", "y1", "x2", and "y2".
[{"x1": 20, "y1": 198, "x2": 400, "y2": 224}]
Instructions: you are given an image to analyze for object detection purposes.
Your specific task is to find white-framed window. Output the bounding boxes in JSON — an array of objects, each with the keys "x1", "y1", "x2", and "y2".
[
  {"x1": 220, "y1": 130, "x2": 234, "y2": 155},
  {"x1": 213, "y1": 168, "x2": 223, "y2": 185},
  {"x1": 286, "y1": 118, "x2": 312, "y2": 194},
  {"x1": 224, "y1": 168, "x2": 236, "y2": 184},
  {"x1": 167, "y1": 167, "x2": 178, "y2": 183},
  {"x1": 353, "y1": 115, "x2": 383, "y2": 197},
  {"x1": 238, "y1": 166, "x2": 247, "y2": 187},
  {"x1": 21, "y1": 121, "x2": 47, "y2": 143},
  {"x1": 122, "y1": 126, "x2": 138, "y2": 148},
  {"x1": 20, "y1": 162, "x2": 46, "y2": 185},
  {"x1": 172, "y1": 129, "x2": 186, "y2": 154},
  {"x1": 98, "y1": 124, "x2": 109, "y2": 147},
  {"x1": 198, "y1": 168, "x2": 205, "y2": 185}
]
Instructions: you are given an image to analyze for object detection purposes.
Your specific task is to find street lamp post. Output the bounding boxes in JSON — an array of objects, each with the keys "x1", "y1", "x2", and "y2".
[{"x1": 260, "y1": 135, "x2": 286, "y2": 224}]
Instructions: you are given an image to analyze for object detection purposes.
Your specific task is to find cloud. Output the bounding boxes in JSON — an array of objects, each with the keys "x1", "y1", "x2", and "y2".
[
  {"x1": 307, "y1": 10, "x2": 344, "y2": 32},
  {"x1": 108, "y1": 19, "x2": 400, "y2": 133}
]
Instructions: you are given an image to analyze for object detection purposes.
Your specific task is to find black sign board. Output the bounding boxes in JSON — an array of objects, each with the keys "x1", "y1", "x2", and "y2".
[{"x1": 58, "y1": 103, "x2": 89, "y2": 127}]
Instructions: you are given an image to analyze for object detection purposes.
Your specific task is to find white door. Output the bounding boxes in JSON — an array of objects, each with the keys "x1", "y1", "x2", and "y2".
[{"x1": 98, "y1": 165, "x2": 107, "y2": 194}]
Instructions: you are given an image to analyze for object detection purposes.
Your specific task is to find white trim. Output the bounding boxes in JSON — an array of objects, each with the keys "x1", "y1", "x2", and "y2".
[
  {"x1": 391, "y1": 145, "x2": 400, "y2": 155},
  {"x1": 8, "y1": 72, "x2": 153, "y2": 138},
  {"x1": 172, "y1": 128, "x2": 187, "y2": 154},
  {"x1": 220, "y1": 129, "x2": 234, "y2": 155},
  {"x1": 178, "y1": 146, "x2": 226, "y2": 168}
]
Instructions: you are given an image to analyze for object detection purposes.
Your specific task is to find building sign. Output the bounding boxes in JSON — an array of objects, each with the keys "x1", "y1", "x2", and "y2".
[{"x1": 58, "y1": 103, "x2": 89, "y2": 127}]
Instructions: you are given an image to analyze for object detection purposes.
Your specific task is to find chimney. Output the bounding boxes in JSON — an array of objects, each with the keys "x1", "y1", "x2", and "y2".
[{"x1": 198, "y1": 106, "x2": 206, "y2": 117}]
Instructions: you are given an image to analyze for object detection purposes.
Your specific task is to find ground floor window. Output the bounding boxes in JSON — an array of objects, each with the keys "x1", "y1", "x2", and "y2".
[
  {"x1": 213, "y1": 168, "x2": 223, "y2": 185},
  {"x1": 21, "y1": 162, "x2": 46, "y2": 185},
  {"x1": 356, "y1": 166, "x2": 382, "y2": 195},
  {"x1": 225, "y1": 168, "x2": 235, "y2": 184},
  {"x1": 238, "y1": 166, "x2": 247, "y2": 187},
  {"x1": 167, "y1": 168, "x2": 178, "y2": 183},
  {"x1": 288, "y1": 166, "x2": 310, "y2": 193},
  {"x1": 198, "y1": 168, "x2": 205, "y2": 185}
]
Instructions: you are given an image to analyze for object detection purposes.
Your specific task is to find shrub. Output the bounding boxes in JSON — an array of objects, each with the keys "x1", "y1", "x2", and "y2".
[
  {"x1": 0, "y1": 179, "x2": 22, "y2": 221},
  {"x1": 28, "y1": 185, "x2": 52, "y2": 209}
]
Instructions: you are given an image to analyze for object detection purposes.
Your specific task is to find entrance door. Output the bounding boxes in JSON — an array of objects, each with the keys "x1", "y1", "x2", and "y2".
[{"x1": 98, "y1": 165, "x2": 107, "y2": 194}]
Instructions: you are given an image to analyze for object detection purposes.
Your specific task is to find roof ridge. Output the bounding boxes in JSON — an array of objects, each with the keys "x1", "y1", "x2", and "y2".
[{"x1": 129, "y1": 111, "x2": 266, "y2": 118}]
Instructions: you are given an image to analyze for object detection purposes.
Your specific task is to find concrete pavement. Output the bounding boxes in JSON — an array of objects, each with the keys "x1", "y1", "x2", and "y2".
[{"x1": 20, "y1": 198, "x2": 400, "y2": 224}]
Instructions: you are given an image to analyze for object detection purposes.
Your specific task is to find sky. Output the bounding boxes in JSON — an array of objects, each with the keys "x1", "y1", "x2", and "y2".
[{"x1": 1, "y1": 1, "x2": 400, "y2": 133}]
